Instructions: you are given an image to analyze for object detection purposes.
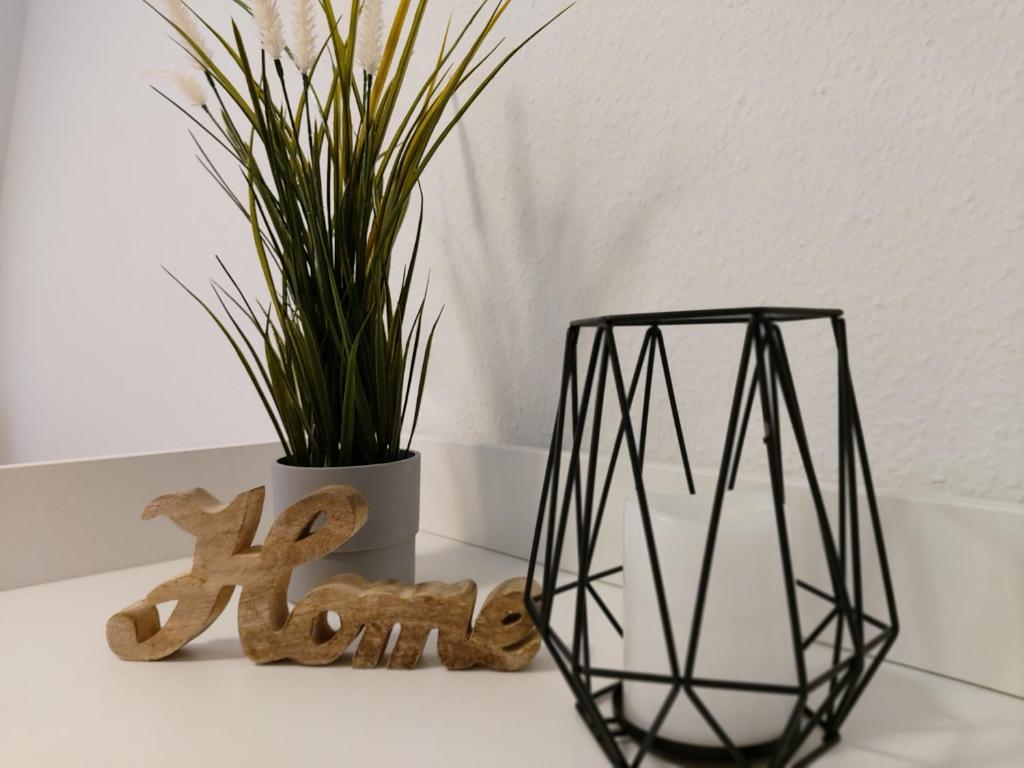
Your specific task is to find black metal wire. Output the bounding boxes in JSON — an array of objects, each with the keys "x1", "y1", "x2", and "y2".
[{"x1": 524, "y1": 307, "x2": 898, "y2": 767}]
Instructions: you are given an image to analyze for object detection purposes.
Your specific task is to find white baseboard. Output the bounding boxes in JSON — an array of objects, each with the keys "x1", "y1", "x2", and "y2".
[
  {"x1": 0, "y1": 443, "x2": 281, "y2": 590},
  {"x1": 2, "y1": 437, "x2": 1021, "y2": 697}
]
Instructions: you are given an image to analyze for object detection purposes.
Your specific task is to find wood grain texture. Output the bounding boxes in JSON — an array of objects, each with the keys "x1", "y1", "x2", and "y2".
[
  {"x1": 106, "y1": 485, "x2": 540, "y2": 671},
  {"x1": 106, "y1": 487, "x2": 264, "y2": 661}
]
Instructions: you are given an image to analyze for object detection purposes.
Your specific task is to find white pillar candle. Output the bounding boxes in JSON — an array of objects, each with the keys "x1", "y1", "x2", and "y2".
[{"x1": 622, "y1": 488, "x2": 795, "y2": 748}]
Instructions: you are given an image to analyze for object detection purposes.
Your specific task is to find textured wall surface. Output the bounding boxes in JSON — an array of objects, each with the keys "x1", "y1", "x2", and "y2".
[{"x1": 0, "y1": 1, "x2": 1021, "y2": 504}]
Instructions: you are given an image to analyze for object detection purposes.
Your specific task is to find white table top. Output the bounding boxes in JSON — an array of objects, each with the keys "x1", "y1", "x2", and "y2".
[{"x1": 1, "y1": 533, "x2": 1022, "y2": 767}]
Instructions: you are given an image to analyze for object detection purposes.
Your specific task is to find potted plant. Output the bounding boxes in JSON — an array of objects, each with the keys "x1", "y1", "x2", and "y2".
[{"x1": 150, "y1": 0, "x2": 565, "y2": 597}]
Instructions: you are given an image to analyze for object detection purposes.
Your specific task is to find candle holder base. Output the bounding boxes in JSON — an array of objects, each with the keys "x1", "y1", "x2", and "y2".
[{"x1": 609, "y1": 685, "x2": 783, "y2": 764}]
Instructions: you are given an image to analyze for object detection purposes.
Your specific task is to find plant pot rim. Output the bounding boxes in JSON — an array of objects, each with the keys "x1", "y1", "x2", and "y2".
[{"x1": 275, "y1": 450, "x2": 420, "y2": 470}]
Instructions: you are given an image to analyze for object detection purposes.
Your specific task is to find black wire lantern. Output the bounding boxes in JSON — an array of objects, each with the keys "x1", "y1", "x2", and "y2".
[{"x1": 524, "y1": 307, "x2": 898, "y2": 767}]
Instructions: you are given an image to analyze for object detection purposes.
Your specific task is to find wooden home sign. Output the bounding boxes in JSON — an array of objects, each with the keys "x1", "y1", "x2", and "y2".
[{"x1": 107, "y1": 485, "x2": 541, "y2": 671}]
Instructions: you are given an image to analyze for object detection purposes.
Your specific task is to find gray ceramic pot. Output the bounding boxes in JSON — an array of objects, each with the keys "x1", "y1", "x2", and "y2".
[{"x1": 271, "y1": 451, "x2": 420, "y2": 603}]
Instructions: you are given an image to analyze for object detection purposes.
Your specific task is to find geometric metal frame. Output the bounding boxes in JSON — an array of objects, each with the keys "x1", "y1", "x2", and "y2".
[{"x1": 524, "y1": 307, "x2": 899, "y2": 767}]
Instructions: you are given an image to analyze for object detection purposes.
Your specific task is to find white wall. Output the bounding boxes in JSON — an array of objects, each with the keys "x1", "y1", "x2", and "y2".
[
  {"x1": 0, "y1": 0, "x2": 272, "y2": 464},
  {"x1": 0, "y1": 1, "x2": 1021, "y2": 506}
]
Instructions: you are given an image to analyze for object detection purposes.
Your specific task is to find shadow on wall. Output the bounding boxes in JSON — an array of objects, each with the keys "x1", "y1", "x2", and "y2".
[
  {"x1": 432, "y1": 94, "x2": 681, "y2": 550},
  {"x1": 0, "y1": 1, "x2": 30, "y2": 462},
  {"x1": 0, "y1": 410, "x2": 10, "y2": 466},
  {"x1": 0, "y1": 1, "x2": 28, "y2": 177},
  {"x1": 440, "y1": 96, "x2": 674, "y2": 450},
  {"x1": 0, "y1": 0, "x2": 31, "y2": 465}
]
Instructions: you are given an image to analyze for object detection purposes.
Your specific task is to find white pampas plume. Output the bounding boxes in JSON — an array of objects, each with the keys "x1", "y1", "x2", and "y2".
[
  {"x1": 291, "y1": 0, "x2": 318, "y2": 74},
  {"x1": 356, "y1": 0, "x2": 384, "y2": 76},
  {"x1": 165, "y1": 0, "x2": 212, "y2": 70},
  {"x1": 157, "y1": 69, "x2": 208, "y2": 108},
  {"x1": 253, "y1": 0, "x2": 286, "y2": 60}
]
